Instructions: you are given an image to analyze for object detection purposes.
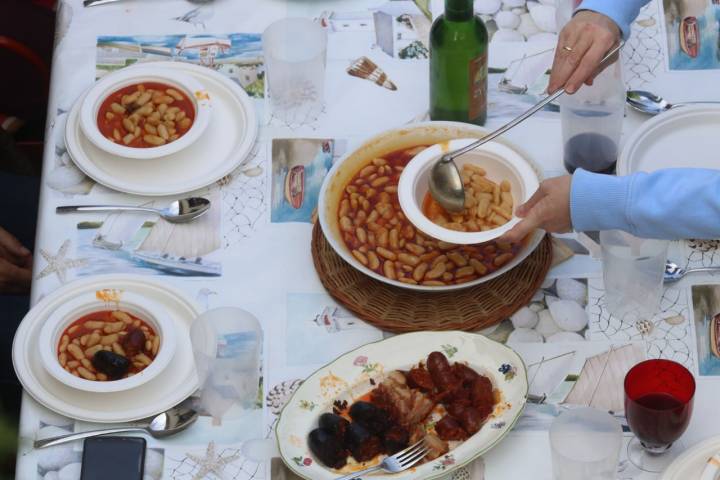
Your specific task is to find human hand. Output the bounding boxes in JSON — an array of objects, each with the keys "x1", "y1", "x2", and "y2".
[
  {"x1": 0, "y1": 227, "x2": 32, "y2": 294},
  {"x1": 548, "y1": 10, "x2": 621, "y2": 94},
  {"x1": 500, "y1": 176, "x2": 572, "y2": 243}
]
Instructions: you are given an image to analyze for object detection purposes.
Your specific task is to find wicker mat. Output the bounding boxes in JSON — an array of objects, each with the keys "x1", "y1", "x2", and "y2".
[{"x1": 311, "y1": 224, "x2": 553, "y2": 333}]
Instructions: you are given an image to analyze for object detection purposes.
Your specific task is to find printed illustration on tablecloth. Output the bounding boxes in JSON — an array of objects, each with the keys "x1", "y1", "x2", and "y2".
[
  {"x1": 587, "y1": 276, "x2": 693, "y2": 368},
  {"x1": 74, "y1": 191, "x2": 222, "y2": 277},
  {"x1": 372, "y1": 1, "x2": 430, "y2": 59},
  {"x1": 285, "y1": 293, "x2": 383, "y2": 366},
  {"x1": 691, "y1": 284, "x2": 720, "y2": 376},
  {"x1": 96, "y1": 33, "x2": 264, "y2": 97},
  {"x1": 484, "y1": 278, "x2": 590, "y2": 346},
  {"x1": 271, "y1": 139, "x2": 345, "y2": 224},
  {"x1": 662, "y1": 0, "x2": 720, "y2": 70},
  {"x1": 514, "y1": 343, "x2": 645, "y2": 431}
]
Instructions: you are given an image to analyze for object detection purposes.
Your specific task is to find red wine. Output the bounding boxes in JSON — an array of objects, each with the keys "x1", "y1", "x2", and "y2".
[
  {"x1": 625, "y1": 392, "x2": 692, "y2": 449},
  {"x1": 563, "y1": 132, "x2": 617, "y2": 174}
]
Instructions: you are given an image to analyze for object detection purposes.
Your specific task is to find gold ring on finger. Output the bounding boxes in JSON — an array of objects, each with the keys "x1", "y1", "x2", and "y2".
[{"x1": 563, "y1": 45, "x2": 574, "y2": 52}]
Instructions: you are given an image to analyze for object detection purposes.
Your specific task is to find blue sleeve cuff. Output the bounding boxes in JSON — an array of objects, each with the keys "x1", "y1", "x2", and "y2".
[
  {"x1": 576, "y1": 0, "x2": 647, "y2": 40},
  {"x1": 570, "y1": 169, "x2": 633, "y2": 233}
]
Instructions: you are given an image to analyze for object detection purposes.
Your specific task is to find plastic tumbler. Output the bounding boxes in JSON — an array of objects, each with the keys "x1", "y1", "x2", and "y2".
[
  {"x1": 190, "y1": 307, "x2": 263, "y2": 421},
  {"x1": 550, "y1": 407, "x2": 623, "y2": 480},
  {"x1": 262, "y1": 18, "x2": 327, "y2": 125},
  {"x1": 600, "y1": 230, "x2": 669, "y2": 321}
]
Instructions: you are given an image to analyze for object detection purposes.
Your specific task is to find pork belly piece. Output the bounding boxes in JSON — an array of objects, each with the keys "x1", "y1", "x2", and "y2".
[
  {"x1": 424, "y1": 433, "x2": 450, "y2": 460},
  {"x1": 435, "y1": 415, "x2": 468, "y2": 441},
  {"x1": 371, "y1": 374, "x2": 436, "y2": 427}
]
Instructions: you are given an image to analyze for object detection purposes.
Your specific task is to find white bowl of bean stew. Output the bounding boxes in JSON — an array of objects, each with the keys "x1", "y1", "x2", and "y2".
[
  {"x1": 318, "y1": 122, "x2": 544, "y2": 291},
  {"x1": 398, "y1": 138, "x2": 540, "y2": 245},
  {"x1": 79, "y1": 64, "x2": 211, "y2": 159},
  {"x1": 38, "y1": 291, "x2": 177, "y2": 393}
]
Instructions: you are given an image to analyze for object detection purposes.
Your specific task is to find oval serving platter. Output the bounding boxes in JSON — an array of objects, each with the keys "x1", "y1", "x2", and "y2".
[{"x1": 276, "y1": 331, "x2": 528, "y2": 479}]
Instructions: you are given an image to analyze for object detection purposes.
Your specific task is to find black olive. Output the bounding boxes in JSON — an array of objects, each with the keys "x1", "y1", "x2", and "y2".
[
  {"x1": 349, "y1": 401, "x2": 391, "y2": 434},
  {"x1": 383, "y1": 425, "x2": 409, "y2": 455},
  {"x1": 344, "y1": 423, "x2": 383, "y2": 462},
  {"x1": 91, "y1": 350, "x2": 130, "y2": 379},
  {"x1": 318, "y1": 413, "x2": 349, "y2": 439},
  {"x1": 308, "y1": 428, "x2": 347, "y2": 469}
]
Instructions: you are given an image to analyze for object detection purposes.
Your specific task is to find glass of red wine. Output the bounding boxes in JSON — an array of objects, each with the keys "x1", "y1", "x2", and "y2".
[{"x1": 624, "y1": 359, "x2": 695, "y2": 472}]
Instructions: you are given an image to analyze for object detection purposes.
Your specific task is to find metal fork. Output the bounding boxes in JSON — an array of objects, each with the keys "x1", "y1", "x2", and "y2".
[{"x1": 335, "y1": 439, "x2": 429, "y2": 480}]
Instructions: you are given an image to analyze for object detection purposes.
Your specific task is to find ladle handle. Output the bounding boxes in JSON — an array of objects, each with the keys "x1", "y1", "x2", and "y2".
[
  {"x1": 34, "y1": 427, "x2": 146, "y2": 448},
  {"x1": 444, "y1": 41, "x2": 625, "y2": 162}
]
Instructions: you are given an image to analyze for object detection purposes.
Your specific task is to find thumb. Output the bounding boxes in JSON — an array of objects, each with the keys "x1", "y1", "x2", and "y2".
[{"x1": 500, "y1": 196, "x2": 550, "y2": 243}]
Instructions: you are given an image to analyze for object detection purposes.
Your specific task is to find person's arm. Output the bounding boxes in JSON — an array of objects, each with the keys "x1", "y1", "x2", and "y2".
[
  {"x1": 571, "y1": 168, "x2": 720, "y2": 240},
  {"x1": 577, "y1": 0, "x2": 652, "y2": 40}
]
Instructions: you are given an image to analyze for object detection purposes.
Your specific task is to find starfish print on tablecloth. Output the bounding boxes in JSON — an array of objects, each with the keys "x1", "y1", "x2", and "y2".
[
  {"x1": 36, "y1": 239, "x2": 87, "y2": 283},
  {"x1": 186, "y1": 441, "x2": 241, "y2": 480}
]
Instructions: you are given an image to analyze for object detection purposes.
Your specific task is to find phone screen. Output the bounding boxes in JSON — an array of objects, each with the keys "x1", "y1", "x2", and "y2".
[{"x1": 81, "y1": 436, "x2": 146, "y2": 480}]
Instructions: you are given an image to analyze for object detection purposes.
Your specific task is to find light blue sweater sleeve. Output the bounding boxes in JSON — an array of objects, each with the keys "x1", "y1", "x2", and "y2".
[
  {"x1": 577, "y1": 0, "x2": 652, "y2": 39},
  {"x1": 570, "y1": 168, "x2": 720, "y2": 240}
]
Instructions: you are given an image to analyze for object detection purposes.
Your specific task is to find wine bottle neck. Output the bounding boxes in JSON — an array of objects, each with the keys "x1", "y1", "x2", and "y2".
[{"x1": 444, "y1": 0, "x2": 473, "y2": 21}]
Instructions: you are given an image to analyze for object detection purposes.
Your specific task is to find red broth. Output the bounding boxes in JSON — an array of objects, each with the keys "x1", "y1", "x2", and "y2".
[
  {"x1": 57, "y1": 310, "x2": 160, "y2": 381},
  {"x1": 96, "y1": 82, "x2": 195, "y2": 148}
]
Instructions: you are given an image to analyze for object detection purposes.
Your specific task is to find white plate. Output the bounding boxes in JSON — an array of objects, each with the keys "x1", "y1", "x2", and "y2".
[
  {"x1": 276, "y1": 331, "x2": 528, "y2": 479},
  {"x1": 398, "y1": 138, "x2": 540, "y2": 245},
  {"x1": 618, "y1": 105, "x2": 720, "y2": 175},
  {"x1": 65, "y1": 61, "x2": 257, "y2": 196},
  {"x1": 12, "y1": 275, "x2": 200, "y2": 423},
  {"x1": 660, "y1": 435, "x2": 720, "y2": 480}
]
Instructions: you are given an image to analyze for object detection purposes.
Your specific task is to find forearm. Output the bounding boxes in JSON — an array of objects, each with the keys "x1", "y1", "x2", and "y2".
[
  {"x1": 577, "y1": 0, "x2": 652, "y2": 39},
  {"x1": 570, "y1": 168, "x2": 720, "y2": 240}
]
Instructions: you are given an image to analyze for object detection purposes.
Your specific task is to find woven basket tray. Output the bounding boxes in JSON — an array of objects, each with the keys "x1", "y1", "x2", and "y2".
[{"x1": 311, "y1": 224, "x2": 553, "y2": 333}]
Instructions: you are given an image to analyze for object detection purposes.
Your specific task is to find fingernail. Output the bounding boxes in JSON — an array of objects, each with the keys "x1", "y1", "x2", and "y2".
[{"x1": 20, "y1": 246, "x2": 30, "y2": 256}]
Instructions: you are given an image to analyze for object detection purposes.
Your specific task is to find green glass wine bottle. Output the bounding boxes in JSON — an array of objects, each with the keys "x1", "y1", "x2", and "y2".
[{"x1": 429, "y1": 0, "x2": 488, "y2": 125}]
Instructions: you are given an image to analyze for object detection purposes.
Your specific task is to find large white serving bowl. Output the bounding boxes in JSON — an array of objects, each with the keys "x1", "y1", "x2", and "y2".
[
  {"x1": 39, "y1": 291, "x2": 176, "y2": 394},
  {"x1": 398, "y1": 138, "x2": 540, "y2": 245},
  {"x1": 317, "y1": 121, "x2": 545, "y2": 292},
  {"x1": 79, "y1": 64, "x2": 212, "y2": 159}
]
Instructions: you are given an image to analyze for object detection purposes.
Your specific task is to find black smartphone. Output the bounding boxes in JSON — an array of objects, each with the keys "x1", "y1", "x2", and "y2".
[{"x1": 80, "y1": 436, "x2": 146, "y2": 480}]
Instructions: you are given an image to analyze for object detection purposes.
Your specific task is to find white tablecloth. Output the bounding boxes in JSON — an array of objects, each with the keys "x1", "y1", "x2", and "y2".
[{"x1": 17, "y1": 0, "x2": 720, "y2": 479}]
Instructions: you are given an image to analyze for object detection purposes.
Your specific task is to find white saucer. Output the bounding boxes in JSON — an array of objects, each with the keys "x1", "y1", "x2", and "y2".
[
  {"x1": 12, "y1": 275, "x2": 200, "y2": 423},
  {"x1": 618, "y1": 105, "x2": 720, "y2": 175},
  {"x1": 660, "y1": 435, "x2": 720, "y2": 479},
  {"x1": 65, "y1": 61, "x2": 257, "y2": 196}
]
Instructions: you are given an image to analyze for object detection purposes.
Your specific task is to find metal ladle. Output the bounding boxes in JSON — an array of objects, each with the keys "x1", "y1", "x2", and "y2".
[{"x1": 429, "y1": 42, "x2": 625, "y2": 213}]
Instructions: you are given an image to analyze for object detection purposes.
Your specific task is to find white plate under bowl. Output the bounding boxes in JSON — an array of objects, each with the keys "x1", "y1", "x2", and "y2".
[
  {"x1": 12, "y1": 275, "x2": 200, "y2": 423},
  {"x1": 317, "y1": 121, "x2": 545, "y2": 292},
  {"x1": 276, "y1": 331, "x2": 528, "y2": 480},
  {"x1": 618, "y1": 105, "x2": 720, "y2": 175},
  {"x1": 79, "y1": 65, "x2": 212, "y2": 159},
  {"x1": 398, "y1": 138, "x2": 540, "y2": 245},
  {"x1": 65, "y1": 61, "x2": 257, "y2": 196},
  {"x1": 38, "y1": 291, "x2": 177, "y2": 394},
  {"x1": 659, "y1": 435, "x2": 720, "y2": 480}
]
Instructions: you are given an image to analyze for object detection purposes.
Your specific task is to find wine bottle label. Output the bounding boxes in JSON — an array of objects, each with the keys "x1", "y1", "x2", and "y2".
[{"x1": 468, "y1": 52, "x2": 487, "y2": 121}]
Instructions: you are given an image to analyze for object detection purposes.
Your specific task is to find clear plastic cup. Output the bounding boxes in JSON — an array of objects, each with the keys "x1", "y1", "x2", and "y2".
[
  {"x1": 550, "y1": 407, "x2": 623, "y2": 480},
  {"x1": 190, "y1": 307, "x2": 263, "y2": 421},
  {"x1": 600, "y1": 230, "x2": 669, "y2": 321},
  {"x1": 560, "y1": 60, "x2": 625, "y2": 174},
  {"x1": 262, "y1": 18, "x2": 327, "y2": 126}
]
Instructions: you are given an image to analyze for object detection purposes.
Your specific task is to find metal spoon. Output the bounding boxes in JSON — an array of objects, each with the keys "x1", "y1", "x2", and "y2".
[
  {"x1": 429, "y1": 43, "x2": 624, "y2": 213},
  {"x1": 664, "y1": 260, "x2": 720, "y2": 283},
  {"x1": 627, "y1": 90, "x2": 720, "y2": 116},
  {"x1": 56, "y1": 197, "x2": 211, "y2": 224},
  {"x1": 34, "y1": 405, "x2": 198, "y2": 449}
]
